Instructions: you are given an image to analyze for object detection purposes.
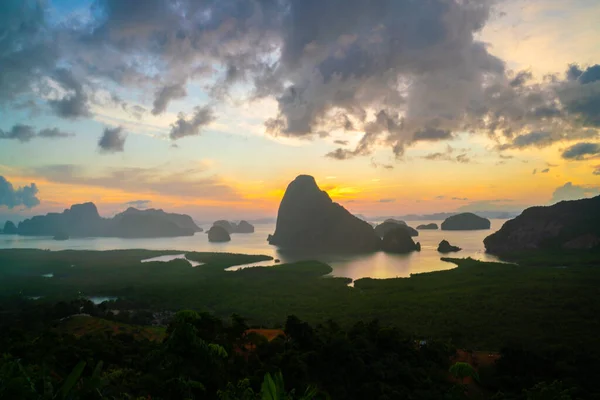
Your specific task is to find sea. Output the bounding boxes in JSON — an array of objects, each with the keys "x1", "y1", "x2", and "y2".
[{"x1": 0, "y1": 220, "x2": 506, "y2": 281}]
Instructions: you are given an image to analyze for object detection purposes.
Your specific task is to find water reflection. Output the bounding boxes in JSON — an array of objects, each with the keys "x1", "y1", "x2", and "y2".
[
  {"x1": 141, "y1": 254, "x2": 203, "y2": 267},
  {"x1": 1, "y1": 220, "x2": 506, "y2": 280}
]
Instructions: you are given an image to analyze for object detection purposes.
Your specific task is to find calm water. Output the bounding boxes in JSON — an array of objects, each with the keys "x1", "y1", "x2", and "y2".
[{"x1": 0, "y1": 220, "x2": 506, "y2": 281}]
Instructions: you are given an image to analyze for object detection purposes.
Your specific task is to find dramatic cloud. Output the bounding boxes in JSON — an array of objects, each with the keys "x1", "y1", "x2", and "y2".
[
  {"x1": 169, "y1": 106, "x2": 215, "y2": 140},
  {"x1": 1, "y1": 0, "x2": 600, "y2": 160},
  {"x1": 0, "y1": 124, "x2": 73, "y2": 142},
  {"x1": 550, "y1": 182, "x2": 600, "y2": 203},
  {"x1": 124, "y1": 200, "x2": 151, "y2": 209},
  {"x1": 152, "y1": 83, "x2": 187, "y2": 115},
  {"x1": 98, "y1": 126, "x2": 126, "y2": 153},
  {"x1": 30, "y1": 164, "x2": 238, "y2": 200},
  {"x1": 561, "y1": 142, "x2": 600, "y2": 160},
  {"x1": 0, "y1": 176, "x2": 40, "y2": 209}
]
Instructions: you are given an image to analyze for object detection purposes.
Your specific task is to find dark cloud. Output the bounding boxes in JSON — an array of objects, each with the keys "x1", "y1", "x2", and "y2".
[
  {"x1": 379, "y1": 198, "x2": 395, "y2": 203},
  {"x1": 37, "y1": 128, "x2": 73, "y2": 139},
  {"x1": 0, "y1": 124, "x2": 73, "y2": 142},
  {"x1": 550, "y1": 182, "x2": 600, "y2": 204},
  {"x1": 509, "y1": 70, "x2": 533, "y2": 87},
  {"x1": 98, "y1": 126, "x2": 126, "y2": 153},
  {"x1": 560, "y1": 64, "x2": 600, "y2": 127},
  {"x1": 333, "y1": 140, "x2": 349, "y2": 146},
  {"x1": 152, "y1": 83, "x2": 187, "y2": 115},
  {"x1": 561, "y1": 142, "x2": 600, "y2": 160},
  {"x1": 124, "y1": 200, "x2": 151, "y2": 209},
  {"x1": 0, "y1": 1, "x2": 59, "y2": 105},
  {"x1": 566, "y1": 64, "x2": 583, "y2": 81},
  {"x1": 593, "y1": 166, "x2": 600, "y2": 176},
  {"x1": 47, "y1": 69, "x2": 91, "y2": 119},
  {"x1": 0, "y1": 124, "x2": 35, "y2": 142},
  {"x1": 30, "y1": 164, "x2": 239, "y2": 200},
  {"x1": 0, "y1": 175, "x2": 40, "y2": 209},
  {"x1": 413, "y1": 128, "x2": 452, "y2": 141},
  {"x1": 578, "y1": 65, "x2": 600, "y2": 85},
  {"x1": 541, "y1": 168, "x2": 550, "y2": 173},
  {"x1": 170, "y1": 106, "x2": 215, "y2": 140},
  {"x1": 498, "y1": 131, "x2": 553, "y2": 150}
]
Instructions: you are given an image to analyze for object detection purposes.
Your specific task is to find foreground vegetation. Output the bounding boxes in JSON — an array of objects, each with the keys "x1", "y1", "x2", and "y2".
[
  {"x1": 2, "y1": 304, "x2": 598, "y2": 399},
  {"x1": 1, "y1": 249, "x2": 599, "y2": 354}
]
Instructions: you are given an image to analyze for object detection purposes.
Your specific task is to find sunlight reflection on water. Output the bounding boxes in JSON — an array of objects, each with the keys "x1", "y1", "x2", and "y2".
[{"x1": 1, "y1": 220, "x2": 506, "y2": 280}]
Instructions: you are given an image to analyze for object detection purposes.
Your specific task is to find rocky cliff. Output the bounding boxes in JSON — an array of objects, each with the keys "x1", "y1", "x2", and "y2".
[
  {"x1": 484, "y1": 196, "x2": 600, "y2": 255},
  {"x1": 268, "y1": 175, "x2": 381, "y2": 252}
]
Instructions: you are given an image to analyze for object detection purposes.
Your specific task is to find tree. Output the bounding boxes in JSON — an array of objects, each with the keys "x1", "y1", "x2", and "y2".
[{"x1": 449, "y1": 362, "x2": 479, "y2": 385}]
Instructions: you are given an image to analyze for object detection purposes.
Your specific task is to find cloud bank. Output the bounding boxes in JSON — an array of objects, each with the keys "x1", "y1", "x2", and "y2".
[{"x1": 1, "y1": 0, "x2": 599, "y2": 158}]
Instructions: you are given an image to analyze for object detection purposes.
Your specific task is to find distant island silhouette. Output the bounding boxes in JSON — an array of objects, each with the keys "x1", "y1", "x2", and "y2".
[
  {"x1": 9, "y1": 203, "x2": 203, "y2": 238},
  {"x1": 441, "y1": 212, "x2": 491, "y2": 231},
  {"x1": 212, "y1": 220, "x2": 255, "y2": 234}
]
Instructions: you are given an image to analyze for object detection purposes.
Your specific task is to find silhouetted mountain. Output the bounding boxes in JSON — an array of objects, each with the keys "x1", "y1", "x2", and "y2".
[
  {"x1": 207, "y1": 225, "x2": 231, "y2": 242},
  {"x1": 16, "y1": 203, "x2": 201, "y2": 238},
  {"x1": 236, "y1": 220, "x2": 255, "y2": 233},
  {"x1": 268, "y1": 175, "x2": 381, "y2": 252},
  {"x1": 374, "y1": 220, "x2": 418, "y2": 237},
  {"x1": 417, "y1": 223, "x2": 438, "y2": 230},
  {"x1": 375, "y1": 211, "x2": 519, "y2": 221},
  {"x1": 437, "y1": 240, "x2": 461, "y2": 253},
  {"x1": 213, "y1": 220, "x2": 255, "y2": 234},
  {"x1": 441, "y1": 213, "x2": 490, "y2": 230},
  {"x1": 2, "y1": 221, "x2": 17, "y2": 234},
  {"x1": 484, "y1": 196, "x2": 600, "y2": 255},
  {"x1": 381, "y1": 227, "x2": 420, "y2": 253}
]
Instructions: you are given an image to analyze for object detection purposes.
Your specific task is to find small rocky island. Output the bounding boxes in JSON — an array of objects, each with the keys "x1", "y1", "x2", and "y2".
[
  {"x1": 374, "y1": 219, "x2": 418, "y2": 237},
  {"x1": 484, "y1": 195, "x2": 600, "y2": 255},
  {"x1": 53, "y1": 232, "x2": 70, "y2": 241},
  {"x1": 437, "y1": 240, "x2": 461, "y2": 253},
  {"x1": 417, "y1": 223, "x2": 438, "y2": 230},
  {"x1": 212, "y1": 220, "x2": 255, "y2": 234},
  {"x1": 381, "y1": 228, "x2": 421, "y2": 254},
  {"x1": 268, "y1": 175, "x2": 381, "y2": 252},
  {"x1": 14, "y1": 203, "x2": 203, "y2": 238},
  {"x1": 441, "y1": 213, "x2": 490, "y2": 231},
  {"x1": 207, "y1": 225, "x2": 231, "y2": 242}
]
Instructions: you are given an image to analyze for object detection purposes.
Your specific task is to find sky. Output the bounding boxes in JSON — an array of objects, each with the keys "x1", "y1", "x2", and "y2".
[{"x1": 1, "y1": 0, "x2": 599, "y2": 222}]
